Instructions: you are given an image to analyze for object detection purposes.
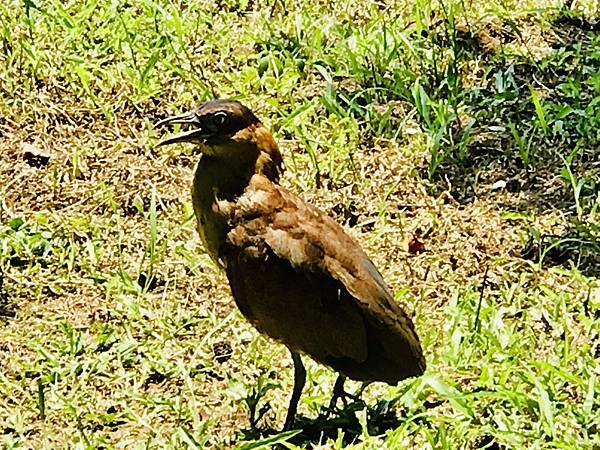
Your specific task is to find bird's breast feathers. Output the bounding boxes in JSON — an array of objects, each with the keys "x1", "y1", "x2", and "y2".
[
  {"x1": 221, "y1": 174, "x2": 346, "y2": 268},
  {"x1": 218, "y1": 174, "x2": 390, "y2": 312}
]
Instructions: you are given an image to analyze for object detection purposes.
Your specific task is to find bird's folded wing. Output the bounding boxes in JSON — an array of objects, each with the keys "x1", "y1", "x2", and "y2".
[{"x1": 222, "y1": 175, "x2": 422, "y2": 354}]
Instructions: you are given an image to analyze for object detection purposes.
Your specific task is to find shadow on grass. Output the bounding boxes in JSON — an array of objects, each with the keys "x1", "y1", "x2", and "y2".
[
  {"x1": 520, "y1": 223, "x2": 600, "y2": 278},
  {"x1": 0, "y1": 270, "x2": 16, "y2": 319},
  {"x1": 314, "y1": 6, "x2": 599, "y2": 276},
  {"x1": 427, "y1": 10, "x2": 599, "y2": 204},
  {"x1": 237, "y1": 398, "x2": 403, "y2": 448},
  {"x1": 421, "y1": 9, "x2": 599, "y2": 276}
]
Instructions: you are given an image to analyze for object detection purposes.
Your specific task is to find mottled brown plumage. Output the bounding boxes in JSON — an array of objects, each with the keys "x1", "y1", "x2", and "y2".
[{"x1": 156, "y1": 99, "x2": 425, "y2": 429}]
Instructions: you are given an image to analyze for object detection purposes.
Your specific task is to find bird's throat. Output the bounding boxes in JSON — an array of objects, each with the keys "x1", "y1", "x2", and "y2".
[
  {"x1": 191, "y1": 144, "x2": 282, "y2": 266},
  {"x1": 190, "y1": 127, "x2": 283, "y2": 266},
  {"x1": 191, "y1": 154, "x2": 251, "y2": 265}
]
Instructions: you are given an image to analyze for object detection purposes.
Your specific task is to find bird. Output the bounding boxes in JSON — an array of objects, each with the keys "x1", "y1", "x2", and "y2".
[{"x1": 156, "y1": 99, "x2": 425, "y2": 430}]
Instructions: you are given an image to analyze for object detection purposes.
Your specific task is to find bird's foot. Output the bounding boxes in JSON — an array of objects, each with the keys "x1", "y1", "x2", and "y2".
[
  {"x1": 325, "y1": 376, "x2": 366, "y2": 416},
  {"x1": 328, "y1": 388, "x2": 362, "y2": 411},
  {"x1": 282, "y1": 415, "x2": 295, "y2": 431}
]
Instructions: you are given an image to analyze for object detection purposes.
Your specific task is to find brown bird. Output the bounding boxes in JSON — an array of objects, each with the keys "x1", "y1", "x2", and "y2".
[{"x1": 156, "y1": 99, "x2": 425, "y2": 430}]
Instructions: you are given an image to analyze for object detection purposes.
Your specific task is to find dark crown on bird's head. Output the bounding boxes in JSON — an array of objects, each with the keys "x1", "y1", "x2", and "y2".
[
  {"x1": 156, "y1": 99, "x2": 261, "y2": 146},
  {"x1": 191, "y1": 99, "x2": 260, "y2": 138}
]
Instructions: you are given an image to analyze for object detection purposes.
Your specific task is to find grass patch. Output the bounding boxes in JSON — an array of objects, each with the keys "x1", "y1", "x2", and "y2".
[{"x1": 0, "y1": 0, "x2": 598, "y2": 448}]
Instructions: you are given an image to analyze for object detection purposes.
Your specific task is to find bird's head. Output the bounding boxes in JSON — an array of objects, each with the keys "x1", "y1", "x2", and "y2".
[{"x1": 156, "y1": 99, "x2": 283, "y2": 180}]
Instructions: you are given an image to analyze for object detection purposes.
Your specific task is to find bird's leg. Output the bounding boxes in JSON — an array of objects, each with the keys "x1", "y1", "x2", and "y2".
[
  {"x1": 283, "y1": 351, "x2": 306, "y2": 431},
  {"x1": 328, "y1": 374, "x2": 348, "y2": 410},
  {"x1": 328, "y1": 375, "x2": 367, "y2": 411},
  {"x1": 355, "y1": 381, "x2": 369, "y2": 398}
]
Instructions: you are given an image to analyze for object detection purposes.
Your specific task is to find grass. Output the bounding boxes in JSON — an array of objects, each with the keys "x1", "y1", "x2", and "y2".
[{"x1": 0, "y1": 0, "x2": 599, "y2": 448}]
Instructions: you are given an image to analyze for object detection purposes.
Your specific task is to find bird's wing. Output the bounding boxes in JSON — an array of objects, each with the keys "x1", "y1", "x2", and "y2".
[{"x1": 221, "y1": 174, "x2": 425, "y2": 377}]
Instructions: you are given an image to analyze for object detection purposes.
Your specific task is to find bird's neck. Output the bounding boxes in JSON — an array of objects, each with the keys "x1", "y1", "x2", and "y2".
[
  {"x1": 197, "y1": 145, "x2": 281, "y2": 198},
  {"x1": 200, "y1": 123, "x2": 283, "y2": 191},
  {"x1": 191, "y1": 130, "x2": 283, "y2": 264},
  {"x1": 249, "y1": 124, "x2": 283, "y2": 183}
]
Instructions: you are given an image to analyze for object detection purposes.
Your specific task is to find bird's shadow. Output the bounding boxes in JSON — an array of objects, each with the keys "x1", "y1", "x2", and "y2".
[{"x1": 237, "y1": 398, "x2": 403, "y2": 447}]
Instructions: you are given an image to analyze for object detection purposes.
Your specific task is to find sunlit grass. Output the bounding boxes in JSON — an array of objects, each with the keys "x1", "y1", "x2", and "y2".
[{"x1": 0, "y1": 0, "x2": 598, "y2": 448}]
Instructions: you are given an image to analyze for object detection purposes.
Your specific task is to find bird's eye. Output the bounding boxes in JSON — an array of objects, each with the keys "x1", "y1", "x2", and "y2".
[{"x1": 213, "y1": 111, "x2": 228, "y2": 126}]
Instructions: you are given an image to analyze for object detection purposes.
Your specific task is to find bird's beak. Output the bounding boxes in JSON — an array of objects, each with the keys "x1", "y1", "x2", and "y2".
[{"x1": 155, "y1": 111, "x2": 205, "y2": 147}]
